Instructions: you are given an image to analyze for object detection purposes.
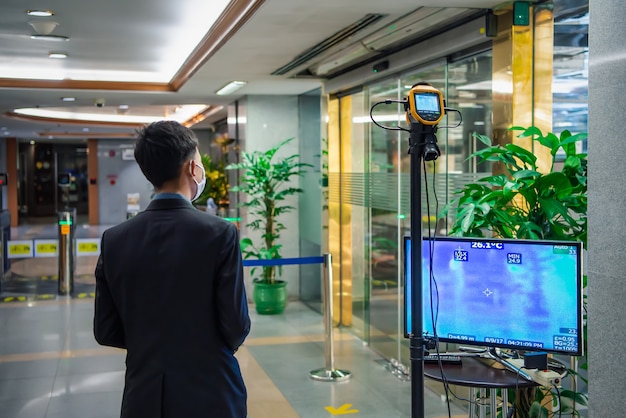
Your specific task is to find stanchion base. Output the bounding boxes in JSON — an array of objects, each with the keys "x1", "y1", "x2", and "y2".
[{"x1": 309, "y1": 368, "x2": 352, "y2": 382}]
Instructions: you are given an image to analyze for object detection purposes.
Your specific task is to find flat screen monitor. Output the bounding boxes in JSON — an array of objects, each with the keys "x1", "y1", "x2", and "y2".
[{"x1": 404, "y1": 236, "x2": 583, "y2": 356}]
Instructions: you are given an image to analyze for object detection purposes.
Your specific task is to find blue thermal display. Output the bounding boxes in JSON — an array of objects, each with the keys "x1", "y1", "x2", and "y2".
[
  {"x1": 404, "y1": 237, "x2": 582, "y2": 355},
  {"x1": 415, "y1": 94, "x2": 440, "y2": 112}
]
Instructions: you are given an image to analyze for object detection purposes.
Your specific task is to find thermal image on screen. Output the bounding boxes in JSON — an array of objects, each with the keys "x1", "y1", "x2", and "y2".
[
  {"x1": 405, "y1": 237, "x2": 582, "y2": 355},
  {"x1": 414, "y1": 93, "x2": 440, "y2": 112}
]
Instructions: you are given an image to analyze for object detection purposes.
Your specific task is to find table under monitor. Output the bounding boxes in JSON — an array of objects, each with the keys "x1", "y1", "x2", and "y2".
[{"x1": 423, "y1": 356, "x2": 537, "y2": 418}]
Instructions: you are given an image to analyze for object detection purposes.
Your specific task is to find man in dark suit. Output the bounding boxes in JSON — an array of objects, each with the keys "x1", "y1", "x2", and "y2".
[{"x1": 94, "y1": 120, "x2": 251, "y2": 418}]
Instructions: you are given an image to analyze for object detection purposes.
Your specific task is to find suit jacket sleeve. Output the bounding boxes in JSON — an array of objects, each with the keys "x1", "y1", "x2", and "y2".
[
  {"x1": 215, "y1": 223, "x2": 251, "y2": 351},
  {"x1": 93, "y1": 246, "x2": 126, "y2": 349}
]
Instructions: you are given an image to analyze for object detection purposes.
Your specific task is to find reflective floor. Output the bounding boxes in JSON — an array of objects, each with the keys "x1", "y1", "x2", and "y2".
[
  {"x1": 0, "y1": 299, "x2": 466, "y2": 418},
  {"x1": 0, "y1": 222, "x2": 465, "y2": 417}
]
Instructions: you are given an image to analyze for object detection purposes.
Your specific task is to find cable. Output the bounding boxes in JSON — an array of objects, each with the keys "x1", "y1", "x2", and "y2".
[
  {"x1": 369, "y1": 101, "x2": 411, "y2": 132},
  {"x1": 422, "y1": 158, "x2": 450, "y2": 418},
  {"x1": 438, "y1": 107, "x2": 463, "y2": 129},
  {"x1": 423, "y1": 143, "x2": 483, "y2": 415}
]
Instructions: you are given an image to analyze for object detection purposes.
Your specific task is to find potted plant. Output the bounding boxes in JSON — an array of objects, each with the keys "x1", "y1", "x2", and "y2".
[
  {"x1": 195, "y1": 153, "x2": 230, "y2": 213},
  {"x1": 226, "y1": 138, "x2": 311, "y2": 314},
  {"x1": 441, "y1": 126, "x2": 588, "y2": 417}
]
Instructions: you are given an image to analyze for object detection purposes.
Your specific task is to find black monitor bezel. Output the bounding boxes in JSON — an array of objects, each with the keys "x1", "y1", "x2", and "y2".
[{"x1": 403, "y1": 235, "x2": 584, "y2": 356}]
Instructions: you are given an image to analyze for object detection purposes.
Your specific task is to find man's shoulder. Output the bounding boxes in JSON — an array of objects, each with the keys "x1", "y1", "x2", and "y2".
[
  {"x1": 101, "y1": 216, "x2": 139, "y2": 239},
  {"x1": 188, "y1": 210, "x2": 236, "y2": 233}
]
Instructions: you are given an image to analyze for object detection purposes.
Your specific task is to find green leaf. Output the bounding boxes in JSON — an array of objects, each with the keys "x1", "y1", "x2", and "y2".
[
  {"x1": 560, "y1": 132, "x2": 587, "y2": 157},
  {"x1": 563, "y1": 155, "x2": 582, "y2": 171},
  {"x1": 517, "y1": 222, "x2": 543, "y2": 240},
  {"x1": 504, "y1": 143, "x2": 538, "y2": 168},
  {"x1": 460, "y1": 207, "x2": 476, "y2": 233},
  {"x1": 513, "y1": 169, "x2": 540, "y2": 181},
  {"x1": 240, "y1": 237, "x2": 254, "y2": 248},
  {"x1": 528, "y1": 401, "x2": 549, "y2": 418},
  {"x1": 559, "y1": 389, "x2": 588, "y2": 406},
  {"x1": 513, "y1": 125, "x2": 543, "y2": 139},
  {"x1": 560, "y1": 132, "x2": 587, "y2": 146},
  {"x1": 539, "y1": 132, "x2": 560, "y2": 153},
  {"x1": 537, "y1": 196, "x2": 569, "y2": 220},
  {"x1": 478, "y1": 174, "x2": 508, "y2": 187},
  {"x1": 472, "y1": 132, "x2": 492, "y2": 146},
  {"x1": 537, "y1": 172, "x2": 572, "y2": 199}
]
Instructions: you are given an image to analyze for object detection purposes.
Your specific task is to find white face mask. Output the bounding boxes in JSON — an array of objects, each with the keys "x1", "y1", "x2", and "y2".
[{"x1": 190, "y1": 161, "x2": 206, "y2": 202}]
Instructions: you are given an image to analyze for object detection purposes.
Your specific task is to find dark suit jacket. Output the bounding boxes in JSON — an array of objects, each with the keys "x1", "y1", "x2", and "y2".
[{"x1": 94, "y1": 197, "x2": 251, "y2": 418}]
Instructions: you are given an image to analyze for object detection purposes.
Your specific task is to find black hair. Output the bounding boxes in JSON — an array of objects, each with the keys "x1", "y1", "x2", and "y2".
[{"x1": 134, "y1": 121, "x2": 198, "y2": 188}]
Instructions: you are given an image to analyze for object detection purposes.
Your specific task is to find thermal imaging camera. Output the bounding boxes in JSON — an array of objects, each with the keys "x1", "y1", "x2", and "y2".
[{"x1": 407, "y1": 84, "x2": 445, "y2": 126}]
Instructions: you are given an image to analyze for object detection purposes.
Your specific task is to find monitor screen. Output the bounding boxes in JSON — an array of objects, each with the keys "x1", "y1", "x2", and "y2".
[
  {"x1": 404, "y1": 236, "x2": 583, "y2": 356},
  {"x1": 414, "y1": 93, "x2": 440, "y2": 112}
]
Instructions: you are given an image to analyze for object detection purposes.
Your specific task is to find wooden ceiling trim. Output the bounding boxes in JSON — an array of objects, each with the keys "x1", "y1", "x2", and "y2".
[
  {"x1": 170, "y1": 0, "x2": 267, "y2": 90},
  {"x1": 5, "y1": 112, "x2": 144, "y2": 128},
  {"x1": 0, "y1": 79, "x2": 174, "y2": 92}
]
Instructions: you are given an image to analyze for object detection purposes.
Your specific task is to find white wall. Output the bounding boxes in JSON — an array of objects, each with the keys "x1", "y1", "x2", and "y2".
[{"x1": 97, "y1": 140, "x2": 152, "y2": 225}]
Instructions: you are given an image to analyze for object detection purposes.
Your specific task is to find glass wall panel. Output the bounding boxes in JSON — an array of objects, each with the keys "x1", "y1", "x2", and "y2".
[
  {"x1": 364, "y1": 79, "x2": 403, "y2": 360},
  {"x1": 298, "y1": 89, "x2": 323, "y2": 312},
  {"x1": 338, "y1": 51, "x2": 493, "y2": 365},
  {"x1": 348, "y1": 91, "x2": 370, "y2": 342},
  {"x1": 552, "y1": 5, "x2": 588, "y2": 151}
]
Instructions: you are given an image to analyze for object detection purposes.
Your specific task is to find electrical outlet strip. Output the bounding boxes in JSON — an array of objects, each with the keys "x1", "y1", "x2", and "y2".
[{"x1": 506, "y1": 358, "x2": 562, "y2": 388}]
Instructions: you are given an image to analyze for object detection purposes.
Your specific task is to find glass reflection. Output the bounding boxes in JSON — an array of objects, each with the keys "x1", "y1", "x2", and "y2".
[{"x1": 552, "y1": 5, "x2": 588, "y2": 151}]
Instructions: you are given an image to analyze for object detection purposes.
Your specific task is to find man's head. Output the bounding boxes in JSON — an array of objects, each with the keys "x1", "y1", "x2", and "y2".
[{"x1": 134, "y1": 121, "x2": 204, "y2": 198}]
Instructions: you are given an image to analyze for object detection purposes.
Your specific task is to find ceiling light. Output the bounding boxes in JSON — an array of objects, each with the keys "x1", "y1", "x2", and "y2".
[
  {"x1": 29, "y1": 21, "x2": 59, "y2": 35},
  {"x1": 119, "y1": 105, "x2": 129, "y2": 110},
  {"x1": 216, "y1": 81, "x2": 247, "y2": 95},
  {"x1": 14, "y1": 104, "x2": 208, "y2": 124},
  {"x1": 61, "y1": 97, "x2": 76, "y2": 102},
  {"x1": 30, "y1": 34, "x2": 69, "y2": 41},
  {"x1": 26, "y1": 10, "x2": 55, "y2": 17},
  {"x1": 49, "y1": 52, "x2": 68, "y2": 59}
]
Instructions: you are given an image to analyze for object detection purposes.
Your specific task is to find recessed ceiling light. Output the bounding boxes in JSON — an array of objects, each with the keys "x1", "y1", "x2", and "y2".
[
  {"x1": 49, "y1": 52, "x2": 68, "y2": 59},
  {"x1": 119, "y1": 104, "x2": 129, "y2": 109},
  {"x1": 26, "y1": 10, "x2": 55, "y2": 17},
  {"x1": 216, "y1": 81, "x2": 247, "y2": 95},
  {"x1": 61, "y1": 97, "x2": 76, "y2": 102},
  {"x1": 30, "y1": 34, "x2": 69, "y2": 42}
]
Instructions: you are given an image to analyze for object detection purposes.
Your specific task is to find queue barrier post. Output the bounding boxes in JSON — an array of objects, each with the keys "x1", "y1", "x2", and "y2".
[
  {"x1": 242, "y1": 254, "x2": 351, "y2": 382},
  {"x1": 308, "y1": 253, "x2": 351, "y2": 382}
]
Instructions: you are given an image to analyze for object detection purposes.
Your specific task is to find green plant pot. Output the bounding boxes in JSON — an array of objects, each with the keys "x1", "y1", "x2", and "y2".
[{"x1": 253, "y1": 280, "x2": 287, "y2": 315}]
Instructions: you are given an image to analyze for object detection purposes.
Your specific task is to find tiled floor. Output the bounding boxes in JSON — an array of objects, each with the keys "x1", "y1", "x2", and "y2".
[
  {"x1": 0, "y1": 222, "x2": 466, "y2": 418},
  {"x1": 0, "y1": 299, "x2": 466, "y2": 418}
]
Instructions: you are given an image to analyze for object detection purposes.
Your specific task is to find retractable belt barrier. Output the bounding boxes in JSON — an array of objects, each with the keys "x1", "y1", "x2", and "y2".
[{"x1": 243, "y1": 254, "x2": 351, "y2": 382}]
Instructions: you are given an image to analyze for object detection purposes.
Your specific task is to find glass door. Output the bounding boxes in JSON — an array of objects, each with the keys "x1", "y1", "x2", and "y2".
[
  {"x1": 360, "y1": 79, "x2": 404, "y2": 359},
  {"x1": 336, "y1": 51, "x2": 493, "y2": 367}
]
